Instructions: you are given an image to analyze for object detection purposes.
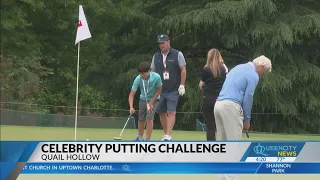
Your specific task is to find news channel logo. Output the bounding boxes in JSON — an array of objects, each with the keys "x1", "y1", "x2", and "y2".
[
  {"x1": 251, "y1": 143, "x2": 298, "y2": 157},
  {"x1": 253, "y1": 143, "x2": 269, "y2": 156}
]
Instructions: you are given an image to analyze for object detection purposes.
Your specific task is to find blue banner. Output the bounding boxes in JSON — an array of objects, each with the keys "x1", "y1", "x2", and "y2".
[
  {"x1": 0, "y1": 141, "x2": 39, "y2": 162},
  {"x1": 1, "y1": 141, "x2": 319, "y2": 179},
  {"x1": 20, "y1": 162, "x2": 320, "y2": 174},
  {"x1": 0, "y1": 141, "x2": 39, "y2": 179}
]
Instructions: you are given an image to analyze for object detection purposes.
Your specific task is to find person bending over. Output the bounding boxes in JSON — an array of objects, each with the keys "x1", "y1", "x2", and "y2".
[
  {"x1": 214, "y1": 55, "x2": 272, "y2": 180},
  {"x1": 129, "y1": 62, "x2": 162, "y2": 141}
]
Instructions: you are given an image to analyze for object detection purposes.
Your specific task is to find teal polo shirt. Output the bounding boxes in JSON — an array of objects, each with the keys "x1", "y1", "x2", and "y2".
[{"x1": 131, "y1": 72, "x2": 162, "y2": 100}]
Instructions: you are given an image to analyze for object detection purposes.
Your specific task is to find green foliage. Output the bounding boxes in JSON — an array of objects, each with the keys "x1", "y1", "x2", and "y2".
[{"x1": 1, "y1": 0, "x2": 320, "y2": 133}]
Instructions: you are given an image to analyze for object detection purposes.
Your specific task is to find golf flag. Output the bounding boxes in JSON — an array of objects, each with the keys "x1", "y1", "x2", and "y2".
[{"x1": 75, "y1": 5, "x2": 91, "y2": 45}]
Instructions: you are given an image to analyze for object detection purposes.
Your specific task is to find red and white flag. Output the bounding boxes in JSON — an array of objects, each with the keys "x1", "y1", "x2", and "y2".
[{"x1": 75, "y1": 5, "x2": 91, "y2": 45}]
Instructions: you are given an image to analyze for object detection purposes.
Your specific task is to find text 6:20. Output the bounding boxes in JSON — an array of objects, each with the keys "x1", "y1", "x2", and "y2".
[{"x1": 256, "y1": 157, "x2": 266, "y2": 162}]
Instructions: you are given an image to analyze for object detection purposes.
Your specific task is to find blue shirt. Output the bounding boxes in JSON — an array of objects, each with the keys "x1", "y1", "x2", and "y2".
[
  {"x1": 131, "y1": 72, "x2": 162, "y2": 100},
  {"x1": 217, "y1": 62, "x2": 259, "y2": 122}
]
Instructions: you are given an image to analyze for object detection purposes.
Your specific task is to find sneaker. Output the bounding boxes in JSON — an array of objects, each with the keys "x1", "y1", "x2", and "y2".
[
  {"x1": 145, "y1": 138, "x2": 150, "y2": 141},
  {"x1": 135, "y1": 136, "x2": 143, "y2": 141},
  {"x1": 161, "y1": 135, "x2": 172, "y2": 141}
]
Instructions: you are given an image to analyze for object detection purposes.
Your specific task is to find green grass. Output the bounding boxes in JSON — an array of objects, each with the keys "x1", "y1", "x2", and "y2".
[{"x1": 1, "y1": 125, "x2": 320, "y2": 140}]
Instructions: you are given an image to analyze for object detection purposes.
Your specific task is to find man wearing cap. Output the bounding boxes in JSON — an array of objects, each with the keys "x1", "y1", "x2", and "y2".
[{"x1": 151, "y1": 34, "x2": 187, "y2": 141}]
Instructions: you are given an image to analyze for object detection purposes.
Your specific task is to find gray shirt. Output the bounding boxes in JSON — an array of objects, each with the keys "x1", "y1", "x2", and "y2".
[{"x1": 151, "y1": 51, "x2": 186, "y2": 69}]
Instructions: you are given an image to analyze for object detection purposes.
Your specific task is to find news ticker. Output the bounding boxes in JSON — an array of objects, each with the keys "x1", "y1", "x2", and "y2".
[
  {"x1": 18, "y1": 162, "x2": 320, "y2": 174},
  {"x1": 1, "y1": 141, "x2": 320, "y2": 179}
]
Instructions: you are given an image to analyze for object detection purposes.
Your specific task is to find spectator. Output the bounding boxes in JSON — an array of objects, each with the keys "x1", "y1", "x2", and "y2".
[{"x1": 199, "y1": 48, "x2": 228, "y2": 141}]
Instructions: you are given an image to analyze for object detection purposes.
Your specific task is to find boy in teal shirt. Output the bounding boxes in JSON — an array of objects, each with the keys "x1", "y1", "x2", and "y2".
[{"x1": 129, "y1": 62, "x2": 162, "y2": 141}]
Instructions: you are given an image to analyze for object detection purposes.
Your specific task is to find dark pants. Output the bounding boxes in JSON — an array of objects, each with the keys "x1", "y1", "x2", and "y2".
[{"x1": 202, "y1": 94, "x2": 218, "y2": 141}]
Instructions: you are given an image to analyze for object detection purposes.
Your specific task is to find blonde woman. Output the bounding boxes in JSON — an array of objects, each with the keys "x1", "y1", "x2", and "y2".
[{"x1": 199, "y1": 48, "x2": 228, "y2": 141}]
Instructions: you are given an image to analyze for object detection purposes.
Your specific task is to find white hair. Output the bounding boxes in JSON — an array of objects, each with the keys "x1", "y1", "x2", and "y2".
[{"x1": 253, "y1": 55, "x2": 272, "y2": 72}]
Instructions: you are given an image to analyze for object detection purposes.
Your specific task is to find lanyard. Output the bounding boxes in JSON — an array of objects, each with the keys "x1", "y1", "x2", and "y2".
[
  {"x1": 142, "y1": 79, "x2": 150, "y2": 110},
  {"x1": 162, "y1": 54, "x2": 167, "y2": 69},
  {"x1": 142, "y1": 79, "x2": 149, "y2": 99}
]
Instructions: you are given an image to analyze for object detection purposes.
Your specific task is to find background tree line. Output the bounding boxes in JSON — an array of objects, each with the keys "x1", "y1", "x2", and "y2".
[{"x1": 1, "y1": 0, "x2": 320, "y2": 133}]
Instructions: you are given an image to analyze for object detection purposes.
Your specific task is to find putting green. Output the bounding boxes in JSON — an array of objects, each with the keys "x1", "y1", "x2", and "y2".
[{"x1": 1, "y1": 125, "x2": 320, "y2": 140}]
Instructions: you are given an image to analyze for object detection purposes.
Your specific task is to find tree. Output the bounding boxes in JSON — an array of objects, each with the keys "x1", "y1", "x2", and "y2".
[
  {"x1": 0, "y1": 0, "x2": 49, "y2": 106},
  {"x1": 108, "y1": 0, "x2": 320, "y2": 133},
  {"x1": 2, "y1": 0, "x2": 319, "y2": 133}
]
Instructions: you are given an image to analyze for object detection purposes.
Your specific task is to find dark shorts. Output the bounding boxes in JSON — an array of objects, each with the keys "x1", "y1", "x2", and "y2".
[
  {"x1": 139, "y1": 100, "x2": 159, "y2": 120},
  {"x1": 156, "y1": 91, "x2": 179, "y2": 113}
]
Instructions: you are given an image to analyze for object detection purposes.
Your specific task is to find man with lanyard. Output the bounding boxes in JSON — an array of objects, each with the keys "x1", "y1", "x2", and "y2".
[
  {"x1": 129, "y1": 62, "x2": 162, "y2": 141},
  {"x1": 151, "y1": 34, "x2": 187, "y2": 141}
]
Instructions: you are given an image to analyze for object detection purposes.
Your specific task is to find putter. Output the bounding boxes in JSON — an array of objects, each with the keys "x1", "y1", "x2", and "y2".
[
  {"x1": 113, "y1": 114, "x2": 133, "y2": 140},
  {"x1": 245, "y1": 131, "x2": 250, "y2": 140}
]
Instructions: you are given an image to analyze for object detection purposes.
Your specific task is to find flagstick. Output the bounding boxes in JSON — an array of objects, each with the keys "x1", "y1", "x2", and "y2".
[{"x1": 74, "y1": 41, "x2": 80, "y2": 141}]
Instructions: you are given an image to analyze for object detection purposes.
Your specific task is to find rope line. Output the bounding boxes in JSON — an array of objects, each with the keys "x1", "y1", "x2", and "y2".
[{"x1": 0, "y1": 102, "x2": 296, "y2": 115}]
